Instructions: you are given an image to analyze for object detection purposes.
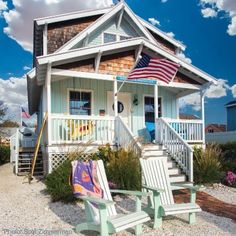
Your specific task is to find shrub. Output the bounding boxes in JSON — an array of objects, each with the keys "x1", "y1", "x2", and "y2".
[
  {"x1": 0, "y1": 145, "x2": 10, "y2": 165},
  {"x1": 106, "y1": 148, "x2": 141, "y2": 191},
  {"x1": 45, "y1": 160, "x2": 75, "y2": 202},
  {"x1": 220, "y1": 142, "x2": 236, "y2": 162},
  {"x1": 224, "y1": 171, "x2": 236, "y2": 186},
  {"x1": 194, "y1": 144, "x2": 223, "y2": 184}
]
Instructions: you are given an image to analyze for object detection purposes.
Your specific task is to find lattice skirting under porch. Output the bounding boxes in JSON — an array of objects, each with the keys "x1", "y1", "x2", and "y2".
[{"x1": 48, "y1": 152, "x2": 94, "y2": 173}]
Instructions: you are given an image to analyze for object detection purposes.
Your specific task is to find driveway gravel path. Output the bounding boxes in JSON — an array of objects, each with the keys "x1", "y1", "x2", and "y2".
[{"x1": 0, "y1": 163, "x2": 236, "y2": 236}]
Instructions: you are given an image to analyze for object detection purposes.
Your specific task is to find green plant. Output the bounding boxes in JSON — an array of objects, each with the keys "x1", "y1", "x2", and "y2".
[
  {"x1": 106, "y1": 148, "x2": 141, "y2": 191},
  {"x1": 220, "y1": 142, "x2": 236, "y2": 162},
  {"x1": 0, "y1": 145, "x2": 10, "y2": 165},
  {"x1": 194, "y1": 144, "x2": 223, "y2": 184},
  {"x1": 45, "y1": 145, "x2": 89, "y2": 202}
]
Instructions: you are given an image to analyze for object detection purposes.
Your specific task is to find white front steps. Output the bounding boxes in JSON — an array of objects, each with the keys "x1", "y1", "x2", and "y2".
[{"x1": 142, "y1": 144, "x2": 187, "y2": 184}]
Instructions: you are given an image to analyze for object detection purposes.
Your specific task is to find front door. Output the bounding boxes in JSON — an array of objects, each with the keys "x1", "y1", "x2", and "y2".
[
  {"x1": 107, "y1": 92, "x2": 131, "y2": 126},
  {"x1": 144, "y1": 96, "x2": 162, "y2": 140}
]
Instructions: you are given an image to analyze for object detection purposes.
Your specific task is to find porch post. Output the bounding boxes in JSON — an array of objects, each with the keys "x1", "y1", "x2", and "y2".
[
  {"x1": 201, "y1": 91, "x2": 206, "y2": 145},
  {"x1": 114, "y1": 77, "x2": 118, "y2": 117},
  {"x1": 46, "y1": 62, "x2": 52, "y2": 146},
  {"x1": 154, "y1": 83, "x2": 159, "y2": 142}
]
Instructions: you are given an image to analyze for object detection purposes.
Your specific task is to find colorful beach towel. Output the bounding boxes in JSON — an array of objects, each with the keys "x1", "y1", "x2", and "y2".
[{"x1": 71, "y1": 160, "x2": 103, "y2": 199}]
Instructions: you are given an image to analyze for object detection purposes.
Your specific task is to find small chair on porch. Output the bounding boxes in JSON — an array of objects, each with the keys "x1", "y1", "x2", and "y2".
[
  {"x1": 140, "y1": 156, "x2": 201, "y2": 228},
  {"x1": 74, "y1": 160, "x2": 151, "y2": 236}
]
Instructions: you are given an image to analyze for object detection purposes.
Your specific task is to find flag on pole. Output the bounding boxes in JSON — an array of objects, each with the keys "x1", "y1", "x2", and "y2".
[
  {"x1": 128, "y1": 53, "x2": 180, "y2": 83},
  {"x1": 21, "y1": 107, "x2": 30, "y2": 118}
]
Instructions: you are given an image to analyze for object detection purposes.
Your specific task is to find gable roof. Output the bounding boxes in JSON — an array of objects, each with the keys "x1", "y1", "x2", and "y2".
[{"x1": 52, "y1": 2, "x2": 157, "y2": 53}]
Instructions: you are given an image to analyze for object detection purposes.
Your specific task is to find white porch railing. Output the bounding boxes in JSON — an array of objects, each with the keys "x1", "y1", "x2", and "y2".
[
  {"x1": 156, "y1": 118, "x2": 193, "y2": 182},
  {"x1": 115, "y1": 116, "x2": 142, "y2": 157},
  {"x1": 164, "y1": 118, "x2": 203, "y2": 143},
  {"x1": 51, "y1": 114, "x2": 115, "y2": 144}
]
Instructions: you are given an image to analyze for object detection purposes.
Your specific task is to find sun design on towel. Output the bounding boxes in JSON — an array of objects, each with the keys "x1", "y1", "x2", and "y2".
[{"x1": 82, "y1": 171, "x2": 91, "y2": 183}]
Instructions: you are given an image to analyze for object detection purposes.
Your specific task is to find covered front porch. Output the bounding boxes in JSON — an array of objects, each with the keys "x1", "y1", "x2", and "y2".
[{"x1": 45, "y1": 69, "x2": 205, "y2": 146}]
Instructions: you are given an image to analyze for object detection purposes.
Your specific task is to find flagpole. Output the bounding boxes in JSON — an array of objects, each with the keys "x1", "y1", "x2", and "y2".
[{"x1": 116, "y1": 43, "x2": 143, "y2": 95}]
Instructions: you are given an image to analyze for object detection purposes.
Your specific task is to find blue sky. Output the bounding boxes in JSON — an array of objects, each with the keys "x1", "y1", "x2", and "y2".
[{"x1": 0, "y1": 0, "x2": 236, "y2": 125}]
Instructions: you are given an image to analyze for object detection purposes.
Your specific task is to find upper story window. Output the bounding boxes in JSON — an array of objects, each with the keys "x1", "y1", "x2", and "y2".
[
  {"x1": 103, "y1": 33, "x2": 117, "y2": 44},
  {"x1": 120, "y1": 35, "x2": 131, "y2": 41},
  {"x1": 103, "y1": 32, "x2": 132, "y2": 44},
  {"x1": 69, "y1": 91, "x2": 92, "y2": 116}
]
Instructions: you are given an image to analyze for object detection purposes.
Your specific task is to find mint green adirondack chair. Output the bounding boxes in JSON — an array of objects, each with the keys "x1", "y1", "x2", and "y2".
[
  {"x1": 75, "y1": 160, "x2": 151, "y2": 236},
  {"x1": 140, "y1": 157, "x2": 201, "y2": 228}
]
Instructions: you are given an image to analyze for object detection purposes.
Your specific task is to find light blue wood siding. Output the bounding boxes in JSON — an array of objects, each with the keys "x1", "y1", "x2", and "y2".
[
  {"x1": 51, "y1": 77, "x2": 177, "y2": 137},
  {"x1": 74, "y1": 13, "x2": 143, "y2": 48}
]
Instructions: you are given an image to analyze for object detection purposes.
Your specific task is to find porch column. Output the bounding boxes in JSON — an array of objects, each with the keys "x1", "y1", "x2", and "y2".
[
  {"x1": 114, "y1": 78, "x2": 118, "y2": 117},
  {"x1": 201, "y1": 91, "x2": 206, "y2": 145},
  {"x1": 46, "y1": 62, "x2": 52, "y2": 146},
  {"x1": 154, "y1": 83, "x2": 159, "y2": 142}
]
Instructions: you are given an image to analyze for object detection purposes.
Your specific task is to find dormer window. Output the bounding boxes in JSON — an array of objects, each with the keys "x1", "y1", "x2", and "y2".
[{"x1": 103, "y1": 33, "x2": 117, "y2": 44}]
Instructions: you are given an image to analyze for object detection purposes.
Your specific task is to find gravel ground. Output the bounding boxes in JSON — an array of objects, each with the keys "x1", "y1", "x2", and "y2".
[
  {"x1": 1, "y1": 163, "x2": 236, "y2": 236},
  {"x1": 203, "y1": 184, "x2": 236, "y2": 205}
]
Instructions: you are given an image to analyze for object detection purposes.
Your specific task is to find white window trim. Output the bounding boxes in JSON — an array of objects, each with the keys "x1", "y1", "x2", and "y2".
[
  {"x1": 102, "y1": 31, "x2": 132, "y2": 44},
  {"x1": 143, "y1": 94, "x2": 163, "y2": 127},
  {"x1": 67, "y1": 88, "x2": 94, "y2": 116}
]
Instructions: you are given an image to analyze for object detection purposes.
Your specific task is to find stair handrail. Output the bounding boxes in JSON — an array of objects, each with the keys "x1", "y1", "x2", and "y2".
[
  {"x1": 156, "y1": 117, "x2": 194, "y2": 182},
  {"x1": 115, "y1": 116, "x2": 142, "y2": 157}
]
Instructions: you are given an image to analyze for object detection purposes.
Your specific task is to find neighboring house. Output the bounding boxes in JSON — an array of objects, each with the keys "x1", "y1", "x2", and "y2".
[
  {"x1": 179, "y1": 113, "x2": 200, "y2": 120},
  {"x1": 23, "y1": 2, "x2": 218, "y2": 181},
  {"x1": 225, "y1": 101, "x2": 236, "y2": 131},
  {"x1": 0, "y1": 127, "x2": 17, "y2": 145},
  {"x1": 205, "y1": 124, "x2": 226, "y2": 133}
]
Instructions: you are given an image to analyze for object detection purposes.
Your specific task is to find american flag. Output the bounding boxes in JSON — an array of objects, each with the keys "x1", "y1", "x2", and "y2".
[
  {"x1": 128, "y1": 53, "x2": 180, "y2": 83},
  {"x1": 21, "y1": 107, "x2": 30, "y2": 119}
]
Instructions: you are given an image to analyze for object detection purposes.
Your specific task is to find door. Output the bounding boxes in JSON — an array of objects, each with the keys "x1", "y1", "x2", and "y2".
[
  {"x1": 144, "y1": 96, "x2": 162, "y2": 140},
  {"x1": 107, "y1": 92, "x2": 131, "y2": 126}
]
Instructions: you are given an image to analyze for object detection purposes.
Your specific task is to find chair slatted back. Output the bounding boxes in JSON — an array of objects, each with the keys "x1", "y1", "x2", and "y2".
[
  {"x1": 96, "y1": 160, "x2": 117, "y2": 217},
  {"x1": 140, "y1": 157, "x2": 174, "y2": 206}
]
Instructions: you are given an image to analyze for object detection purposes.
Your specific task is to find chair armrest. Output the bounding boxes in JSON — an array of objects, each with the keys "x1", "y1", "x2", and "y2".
[
  {"x1": 142, "y1": 185, "x2": 165, "y2": 193},
  {"x1": 77, "y1": 196, "x2": 115, "y2": 207},
  {"x1": 110, "y1": 189, "x2": 152, "y2": 197},
  {"x1": 171, "y1": 183, "x2": 203, "y2": 191}
]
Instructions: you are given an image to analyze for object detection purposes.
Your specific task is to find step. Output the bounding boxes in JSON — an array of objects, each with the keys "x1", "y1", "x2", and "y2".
[
  {"x1": 167, "y1": 161, "x2": 176, "y2": 169},
  {"x1": 168, "y1": 168, "x2": 181, "y2": 175},
  {"x1": 142, "y1": 151, "x2": 166, "y2": 157},
  {"x1": 170, "y1": 174, "x2": 186, "y2": 183}
]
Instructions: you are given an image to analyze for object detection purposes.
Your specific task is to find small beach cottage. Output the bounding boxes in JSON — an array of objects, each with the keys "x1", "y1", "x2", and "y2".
[{"x1": 26, "y1": 2, "x2": 217, "y2": 182}]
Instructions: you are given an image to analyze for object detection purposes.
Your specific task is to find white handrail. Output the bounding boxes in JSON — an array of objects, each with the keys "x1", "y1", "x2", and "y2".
[
  {"x1": 51, "y1": 115, "x2": 115, "y2": 144},
  {"x1": 164, "y1": 118, "x2": 203, "y2": 143},
  {"x1": 115, "y1": 116, "x2": 142, "y2": 157},
  {"x1": 156, "y1": 117, "x2": 193, "y2": 182},
  {"x1": 15, "y1": 128, "x2": 20, "y2": 175}
]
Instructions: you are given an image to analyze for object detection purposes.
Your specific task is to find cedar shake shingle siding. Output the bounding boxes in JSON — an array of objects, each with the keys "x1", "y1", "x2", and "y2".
[
  {"x1": 47, "y1": 15, "x2": 100, "y2": 54},
  {"x1": 55, "y1": 51, "x2": 135, "y2": 77},
  {"x1": 149, "y1": 31, "x2": 176, "y2": 54},
  {"x1": 174, "y1": 72, "x2": 201, "y2": 85}
]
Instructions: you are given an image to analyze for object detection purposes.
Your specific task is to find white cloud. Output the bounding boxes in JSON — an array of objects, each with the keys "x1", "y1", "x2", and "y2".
[
  {"x1": 161, "y1": 0, "x2": 168, "y2": 3},
  {"x1": 0, "y1": 0, "x2": 7, "y2": 16},
  {"x1": 200, "y1": 0, "x2": 236, "y2": 36},
  {"x1": 176, "y1": 52, "x2": 192, "y2": 64},
  {"x1": 179, "y1": 79, "x2": 230, "y2": 111},
  {"x1": 231, "y1": 84, "x2": 236, "y2": 97},
  {"x1": 23, "y1": 66, "x2": 31, "y2": 71},
  {"x1": 148, "y1": 17, "x2": 160, "y2": 26},
  {"x1": 0, "y1": 77, "x2": 27, "y2": 121},
  {"x1": 166, "y1": 32, "x2": 175, "y2": 38},
  {"x1": 201, "y1": 7, "x2": 218, "y2": 17},
  {"x1": 2, "y1": 0, "x2": 113, "y2": 52}
]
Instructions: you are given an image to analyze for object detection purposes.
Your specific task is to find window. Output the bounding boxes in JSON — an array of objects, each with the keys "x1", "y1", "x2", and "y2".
[
  {"x1": 144, "y1": 96, "x2": 162, "y2": 123},
  {"x1": 120, "y1": 35, "x2": 131, "y2": 41},
  {"x1": 69, "y1": 91, "x2": 92, "y2": 115},
  {"x1": 103, "y1": 33, "x2": 117, "y2": 44}
]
